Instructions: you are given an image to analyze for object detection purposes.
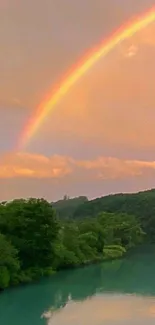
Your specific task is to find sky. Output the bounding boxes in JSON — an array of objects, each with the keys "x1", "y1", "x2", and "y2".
[{"x1": 1, "y1": 0, "x2": 155, "y2": 201}]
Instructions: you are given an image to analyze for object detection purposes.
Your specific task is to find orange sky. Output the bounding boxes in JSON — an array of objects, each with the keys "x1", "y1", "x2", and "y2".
[{"x1": 1, "y1": 0, "x2": 155, "y2": 201}]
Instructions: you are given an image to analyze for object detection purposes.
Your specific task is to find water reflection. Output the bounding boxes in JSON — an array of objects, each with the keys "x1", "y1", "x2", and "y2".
[
  {"x1": 41, "y1": 249, "x2": 155, "y2": 325},
  {"x1": 42, "y1": 294, "x2": 155, "y2": 325},
  {"x1": 1, "y1": 248, "x2": 155, "y2": 324}
]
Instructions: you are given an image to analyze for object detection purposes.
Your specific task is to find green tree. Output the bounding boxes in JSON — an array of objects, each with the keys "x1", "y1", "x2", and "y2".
[
  {"x1": 0, "y1": 198, "x2": 59, "y2": 269},
  {"x1": 98, "y1": 212, "x2": 144, "y2": 249},
  {"x1": 0, "y1": 233, "x2": 20, "y2": 289},
  {"x1": 0, "y1": 194, "x2": 146, "y2": 290},
  {"x1": 103, "y1": 245, "x2": 126, "y2": 260}
]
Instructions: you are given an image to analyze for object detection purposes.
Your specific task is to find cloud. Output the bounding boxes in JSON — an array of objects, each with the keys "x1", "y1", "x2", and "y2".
[
  {"x1": 0, "y1": 152, "x2": 72, "y2": 179},
  {"x1": 124, "y1": 44, "x2": 138, "y2": 58},
  {"x1": 1, "y1": 152, "x2": 155, "y2": 180}
]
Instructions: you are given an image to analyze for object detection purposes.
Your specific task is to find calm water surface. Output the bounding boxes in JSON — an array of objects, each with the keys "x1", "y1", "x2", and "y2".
[{"x1": 1, "y1": 248, "x2": 155, "y2": 324}]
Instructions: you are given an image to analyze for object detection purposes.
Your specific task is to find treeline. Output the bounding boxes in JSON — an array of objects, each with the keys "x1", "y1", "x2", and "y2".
[
  {"x1": 54, "y1": 190, "x2": 155, "y2": 242},
  {"x1": 0, "y1": 198, "x2": 144, "y2": 290},
  {"x1": 72, "y1": 189, "x2": 155, "y2": 241}
]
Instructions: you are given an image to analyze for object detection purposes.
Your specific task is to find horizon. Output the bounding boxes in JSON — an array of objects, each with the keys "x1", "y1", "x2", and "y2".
[{"x1": 2, "y1": 186, "x2": 155, "y2": 204}]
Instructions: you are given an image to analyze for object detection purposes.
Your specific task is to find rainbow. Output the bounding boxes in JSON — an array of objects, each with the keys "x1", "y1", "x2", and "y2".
[{"x1": 19, "y1": 6, "x2": 155, "y2": 149}]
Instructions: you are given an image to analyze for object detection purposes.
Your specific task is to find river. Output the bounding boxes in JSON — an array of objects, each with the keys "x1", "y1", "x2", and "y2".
[{"x1": 1, "y1": 247, "x2": 155, "y2": 324}]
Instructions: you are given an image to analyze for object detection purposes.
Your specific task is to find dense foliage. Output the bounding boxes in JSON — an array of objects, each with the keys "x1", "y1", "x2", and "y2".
[
  {"x1": 72, "y1": 189, "x2": 155, "y2": 241},
  {"x1": 0, "y1": 197, "x2": 144, "y2": 290}
]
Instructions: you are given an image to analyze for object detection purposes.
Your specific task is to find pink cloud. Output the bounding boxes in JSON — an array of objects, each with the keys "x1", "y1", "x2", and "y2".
[{"x1": 1, "y1": 152, "x2": 155, "y2": 180}]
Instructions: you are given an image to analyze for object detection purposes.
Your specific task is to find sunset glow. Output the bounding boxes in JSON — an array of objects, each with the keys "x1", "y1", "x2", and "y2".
[{"x1": 18, "y1": 6, "x2": 155, "y2": 149}]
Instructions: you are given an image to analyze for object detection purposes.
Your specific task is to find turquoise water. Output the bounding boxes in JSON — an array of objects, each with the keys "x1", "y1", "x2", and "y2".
[{"x1": 1, "y1": 249, "x2": 155, "y2": 324}]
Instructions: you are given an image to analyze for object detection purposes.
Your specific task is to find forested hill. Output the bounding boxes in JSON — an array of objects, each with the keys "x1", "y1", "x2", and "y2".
[
  {"x1": 53, "y1": 190, "x2": 155, "y2": 220},
  {"x1": 52, "y1": 196, "x2": 88, "y2": 218},
  {"x1": 72, "y1": 189, "x2": 155, "y2": 241},
  {"x1": 53, "y1": 189, "x2": 155, "y2": 241},
  {"x1": 0, "y1": 198, "x2": 144, "y2": 290},
  {"x1": 1, "y1": 190, "x2": 154, "y2": 290},
  {"x1": 73, "y1": 189, "x2": 155, "y2": 220}
]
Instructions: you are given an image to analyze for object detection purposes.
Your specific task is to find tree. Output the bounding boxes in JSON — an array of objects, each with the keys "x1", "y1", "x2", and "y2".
[
  {"x1": 0, "y1": 233, "x2": 20, "y2": 289},
  {"x1": 103, "y1": 245, "x2": 126, "y2": 260},
  {"x1": 0, "y1": 198, "x2": 60, "y2": 269},
  {"x1": 98, "y1": 212, "x2": 144, "y2": 248},
  {"x1": 0, "y1": 195, "x2": 146, "y2": 290},
  {"x1": 73, "y1": 189, "x2": 155, "y2": 243}
]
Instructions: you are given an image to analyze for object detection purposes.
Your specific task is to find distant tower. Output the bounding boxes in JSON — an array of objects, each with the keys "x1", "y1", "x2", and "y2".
[{"x1": 63, "y1": 195, "x2": 69, "y2": 200}]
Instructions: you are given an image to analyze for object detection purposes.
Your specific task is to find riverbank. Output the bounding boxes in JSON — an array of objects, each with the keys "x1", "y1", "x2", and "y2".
[
  {"x1": 1, "y1": 250, "x2": 155, "y2": 324},
  {"x1": 0, "y1": 246, "x2": 141, "y2": 292},
  {"x1": 0, "y1": 198, "x2": 144, "y2": 290}
]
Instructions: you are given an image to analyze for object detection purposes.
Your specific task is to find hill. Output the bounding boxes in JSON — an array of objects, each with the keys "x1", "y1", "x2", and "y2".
[
  {"x1": 73, "y1": 189, "x2": 155, "y2": 241},
  {"x1": 52, "y1": 196, "x2": 88, "y2": 219},
  {"x1": 0, "y1": 198, "x2": 144, "y2": 290}
]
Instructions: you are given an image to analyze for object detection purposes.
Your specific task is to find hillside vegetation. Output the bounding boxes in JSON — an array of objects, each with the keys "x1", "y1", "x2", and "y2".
[
  {"x1": 0, "y1": 196, "x2": 144, "y2": 290},
  {"x1": 72, "y1": 189, "x2": 155, "y2": 241}
]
